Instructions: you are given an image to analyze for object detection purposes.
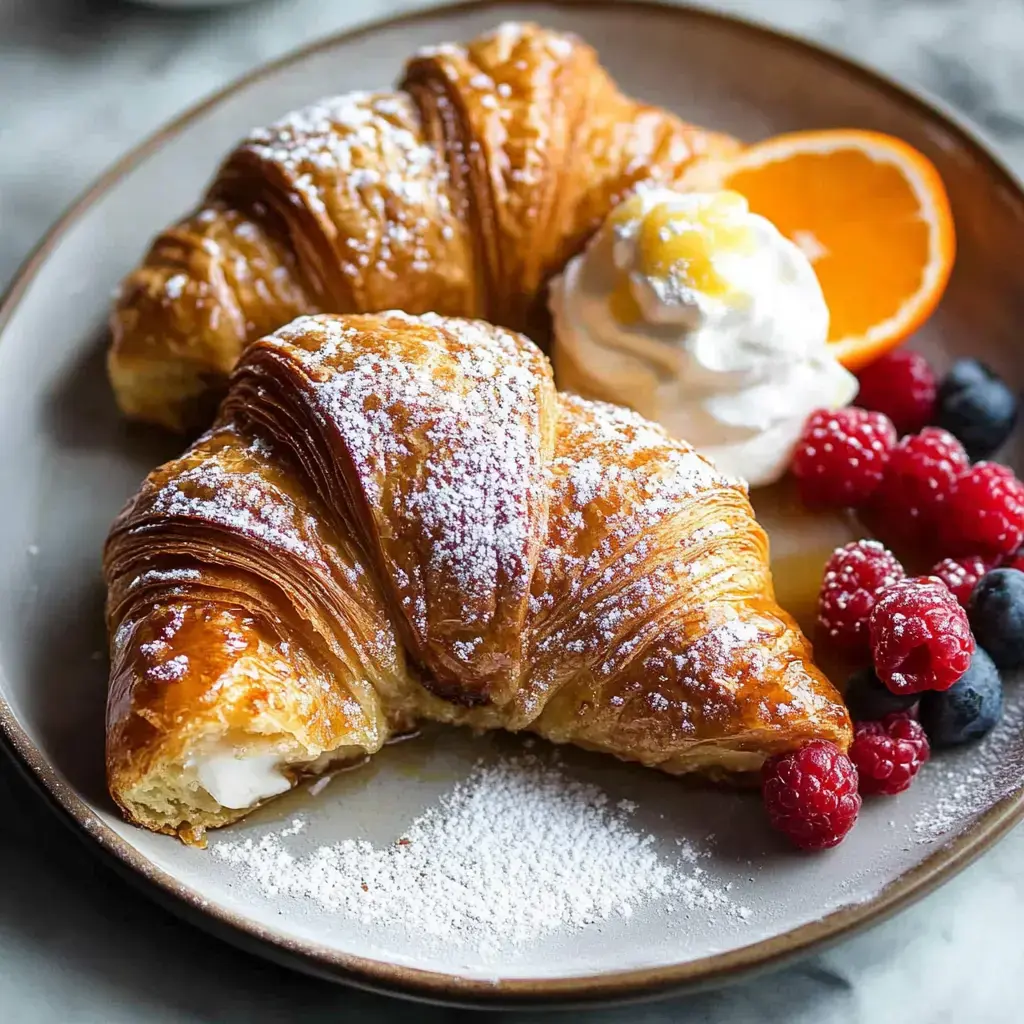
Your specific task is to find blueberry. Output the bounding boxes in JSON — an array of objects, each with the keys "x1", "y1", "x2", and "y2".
[
  {"x1": 843, "y1": 666, "x2": 919, "y2": 722},
  {"x1": 968, "y1": 567, "x2": 1024, "y2": 670},
  {"x1": 935, "y1": 358, "x2": 1017, "y2": 460},
  {"x1": 919, "y1": 647, "x2": 1003, "y2": 747}
]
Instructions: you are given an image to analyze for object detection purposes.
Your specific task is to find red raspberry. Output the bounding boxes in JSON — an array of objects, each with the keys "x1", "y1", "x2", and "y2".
[
  {"x1": 761, "y1": 741, "x2": 861, "y2": 851},
  {"x1": 1003, "y1": 547, "x2": 1024, "y2": 573},
  {"x1": 791, "y1": 407, "x2": 897, "y2": 508},
  {"x1": 848, "y1": 713, "x2": 930, "y2": 795},
  {"x1": 818, "y1": 540, "x2": 905, "y2": 654},
  {"x1": 945, "y1": 462, "x2": 1024, "y2": 556},
  {"x1": 862, "y1": 427, "x2": 969, "y2": 552},
  {"x1": 929, "y1": 554, "x2": 995, "y2": 607},
  {"x1": 868, "y1": 576, "x2": 975, "y2": 694},
  {"x1": 856, "y1": 350, "x2": 937, "y2": 435}
]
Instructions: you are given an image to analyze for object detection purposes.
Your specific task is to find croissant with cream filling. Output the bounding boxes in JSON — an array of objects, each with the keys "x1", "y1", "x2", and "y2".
[{"x1": 104, "y1": 312, "x2": 851, "y2": 843}]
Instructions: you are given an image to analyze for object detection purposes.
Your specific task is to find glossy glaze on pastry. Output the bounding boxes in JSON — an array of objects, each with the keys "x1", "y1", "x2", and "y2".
[
  {"x1": 104, "y1": 312, "x2": 851, "y2": 842},
  {"x1": 107, "y1": 22, "x2": 740, "y2": 430}
]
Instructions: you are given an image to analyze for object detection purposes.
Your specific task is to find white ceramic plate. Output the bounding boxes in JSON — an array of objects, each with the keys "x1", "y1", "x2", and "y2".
[{"x1": 3, "y1": 0, "x2": 1024, "y2": 1008}]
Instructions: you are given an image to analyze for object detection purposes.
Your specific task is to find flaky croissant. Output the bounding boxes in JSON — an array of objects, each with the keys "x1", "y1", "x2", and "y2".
[
  {"x1": 107, "y1": 21, "x2": 740, "y2": 431},
  {"x1": 105, "y1": 312, "x2": 850, "y2": 842}
]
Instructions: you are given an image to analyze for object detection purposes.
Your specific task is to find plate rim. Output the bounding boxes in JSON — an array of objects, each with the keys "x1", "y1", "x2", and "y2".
[{"x1": 3, "y1": 0, "x2": 1024, "y2": 1007}]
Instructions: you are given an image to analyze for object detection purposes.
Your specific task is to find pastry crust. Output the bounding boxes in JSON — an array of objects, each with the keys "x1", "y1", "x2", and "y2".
[
  {"x1": 104, "y1": 313, "x2": 851, "y2": 842},
  {"x1": 107, "y1": 22, "x2": 740, "y2": 430}
]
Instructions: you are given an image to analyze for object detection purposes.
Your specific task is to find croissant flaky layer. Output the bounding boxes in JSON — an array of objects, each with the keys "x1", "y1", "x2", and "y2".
[
  {"x1": 105, "y1": 312, "x2": 851, "y2": 842},
  {"x1": 107, "y1": 21, "x2": 740, "y2": 430}
]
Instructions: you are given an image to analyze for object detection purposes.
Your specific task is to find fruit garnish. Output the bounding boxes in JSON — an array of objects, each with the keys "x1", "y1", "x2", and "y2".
[
  {"x1": 944, "y1": 462, "x2": 1024, "y2": 557},
  {"x1": 967, "y1": 568, "x2": 1024, "y2": 670},
  {"x1": 849, "y1": 714, "x2": 929, "y2": 795},
  {"x1": 843, "y1": 667, "x2": 919, "y2": 723},
  {"x1": 929, "y1": 554, "x2": 994, "y2": 608},
  {"x1": 761, "y1": 741, "x2": 860, "y2": 851},
  {"x1": 1003, "y1": 546, "x2": 1024, "y2": 574},
  {"x1": 919, "y1": 648, "x2": 1003, "y2": 747},
  {"x1": 856, "y1": 350, "x2": 937, "y2": 435},
  {"x1": 682, "y1": 129, "x2": 955, "y2": 370},
  {"x1": 868, "y1": 577, "x2": 974, "y2": 695},
  {"x1": 935, "y1": 358, "x2": 1018, "y2": 460},
  {"x1": 863, "y1": 427, "x2": 969, "y2": 555},
  {"x1": 818, "y1": 540, "x2": 904, "y2": 655},
  {"x1": 790, "y1": 407, "x2": 896, "y2": 507}
]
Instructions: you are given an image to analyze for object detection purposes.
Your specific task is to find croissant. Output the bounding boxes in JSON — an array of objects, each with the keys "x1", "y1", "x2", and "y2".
[
  {"x1": 107, "y1": 22, "x2": 740, "y2": 431},
  {"x1": 105, "y1": 312, "x2": 851, "y2": 842}
]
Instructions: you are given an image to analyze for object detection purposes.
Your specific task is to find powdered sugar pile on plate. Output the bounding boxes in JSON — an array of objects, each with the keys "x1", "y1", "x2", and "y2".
[{"x1": 212, "y1": 752, "x2": 745, "y2": 957}]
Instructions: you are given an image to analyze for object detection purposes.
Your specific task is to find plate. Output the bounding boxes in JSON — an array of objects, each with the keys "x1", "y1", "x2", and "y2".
[{"x1": 2, "y1": 0, "x2": 1024, "y2": 1009}]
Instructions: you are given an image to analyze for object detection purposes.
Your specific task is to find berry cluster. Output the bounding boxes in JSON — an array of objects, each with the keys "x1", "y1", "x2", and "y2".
[
  {"x1": 860, "y1": 353, "x2": 1016, "y2": 457},
  {"x1": 791, "y1": 358, "x2": 1023, "y2": 561},
  {"x1": 762, "y1": 351, "x2": 1022, "y2": 852}
]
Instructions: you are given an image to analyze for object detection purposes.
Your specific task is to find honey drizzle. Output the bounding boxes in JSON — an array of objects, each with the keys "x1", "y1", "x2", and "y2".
[{"x1": 609, "y1": 191, "x2": 756, "y2": 324}]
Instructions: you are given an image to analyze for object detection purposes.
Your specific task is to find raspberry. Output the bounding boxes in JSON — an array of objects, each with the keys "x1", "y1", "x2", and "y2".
[
  {"x1": 848, "y1": 713, "x2": 930, "y2": 795},
  {"x1": 761, "y1": 741, "x2": 861, "y2": 851},
  {"x1": 945, "y1": 462, "x2": 1024, "y2": 557},
  {"x1": 929, "y1": 554, "x2": 995, "y2": 607},
  {"x1": 791, "y1": 407, "x2": 897, "y2": 508},
  {"x1": 862, "y1": 428, "x2": 969, "y2": 553},
  {"x1": 868, "y1": 577, "x2": 975, "y2": 694},
  {"x1": 1003, "y1": 546, "x2": 1024, "y2": 573},
  {"x1": 817, "y1": 540, "x2": 905, "y2": 654},
  {"x1": 856, "y1": 350, "x2": 937, "y2": 435}
]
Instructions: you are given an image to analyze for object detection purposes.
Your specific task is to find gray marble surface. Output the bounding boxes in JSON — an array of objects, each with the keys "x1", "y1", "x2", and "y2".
[{"x1": 2, "y1": 0, "x2": 1024, "y2": 1020}]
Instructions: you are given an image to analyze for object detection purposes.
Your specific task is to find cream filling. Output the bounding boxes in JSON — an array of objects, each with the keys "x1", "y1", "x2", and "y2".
[
  {"x1": 192, "y1": 750, "x2": 293, "y2": 810},
  {"x1": 187, "y1": 742, "x2": 370, "y2": 810}
]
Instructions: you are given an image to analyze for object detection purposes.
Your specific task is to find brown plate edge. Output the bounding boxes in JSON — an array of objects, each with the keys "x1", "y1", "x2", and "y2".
[{"x1": 2, "y1": 0, "x2": 1024, "y2": 1008}]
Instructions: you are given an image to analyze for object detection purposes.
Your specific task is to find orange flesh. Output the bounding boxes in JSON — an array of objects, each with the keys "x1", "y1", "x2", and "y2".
[{"x1": 726, "y1": 150, "x2": 932, "y2": 343}]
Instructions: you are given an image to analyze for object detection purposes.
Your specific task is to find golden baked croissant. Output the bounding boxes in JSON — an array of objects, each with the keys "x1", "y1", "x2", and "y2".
[
  {"x1": 105, "y1": 312, "x2": 851, "y2": 842},
  {"x1": 108, "y1": 22, "x2": 740, "y2": 431}
]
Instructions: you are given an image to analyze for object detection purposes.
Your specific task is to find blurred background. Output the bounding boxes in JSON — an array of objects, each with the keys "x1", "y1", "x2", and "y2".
[
  {"x1": 3, "y1": 0, "x2": 1023, "y2": 294},
  {"x1": 2, "y1": 1, "x2": 1024, "y2": 1022}
]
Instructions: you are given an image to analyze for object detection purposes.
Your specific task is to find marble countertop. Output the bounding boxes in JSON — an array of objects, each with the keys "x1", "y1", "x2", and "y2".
[{"x1": 3, "y1": 0, "x2": 1024, "y2": 1021}]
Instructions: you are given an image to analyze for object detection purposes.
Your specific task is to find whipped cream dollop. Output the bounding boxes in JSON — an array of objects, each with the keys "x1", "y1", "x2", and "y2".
[{"x1": 550, "y1": 189, "x2": 857, "y2": 487}]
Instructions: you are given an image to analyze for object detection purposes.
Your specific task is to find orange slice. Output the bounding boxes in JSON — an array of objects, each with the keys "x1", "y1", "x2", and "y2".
[{"x1": 681, "y1": 129, "x2": 955, "y2": 370}]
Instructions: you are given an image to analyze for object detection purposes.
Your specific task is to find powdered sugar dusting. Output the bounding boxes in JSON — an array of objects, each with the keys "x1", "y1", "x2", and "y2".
[
  {"x1": 238, "y1": 92, "x2": 457, "y2": 283},
  {"x1": 146, "y1": 459, "x2": 326, "y2": 567},
  {"x1": 525, "y1": 394, "x2": 737, "y2": 692},
  {"x1": 678, "y1": 619, "x2": 764, "y2": 676},
  {"x1": 543, "y1": 396, "x2": 730, "y2": 583},
  {"x1": 279, "y1": 314, "x2": 548, "y2": 634},
  {"x1": 212, "y1": 752, "x2": 738, "y2": 957},
  {"x1": 559, "y1": 396, "x2": 730, "y2": 510},
  {"x1": 128, "y1": 567, "x2": 202, "y2": 590},
  {"x1": 912, "y1": 684, "x2": 1024, "y2": 842},
  {"x1": 244, "y1": 92, "x2": 436, "y2": 209}
]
